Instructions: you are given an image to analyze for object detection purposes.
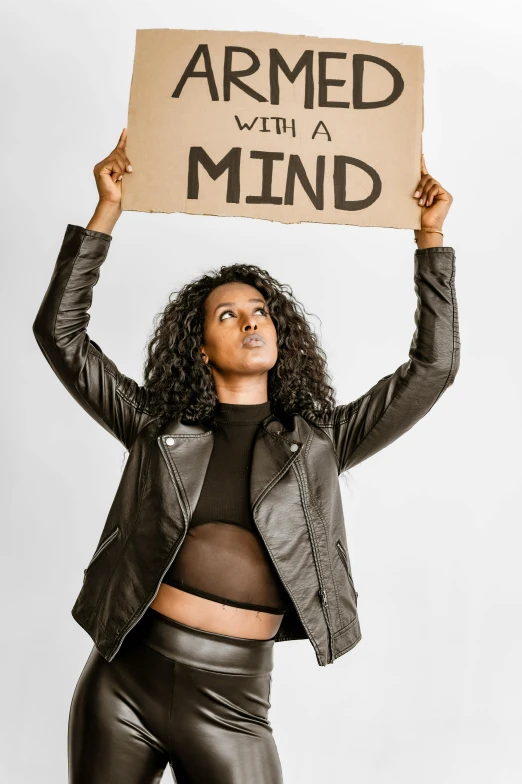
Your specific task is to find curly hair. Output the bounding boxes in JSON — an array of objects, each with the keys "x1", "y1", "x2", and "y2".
[{"x1": 142, "y1": 263, "x2": 337, "y2": 429}]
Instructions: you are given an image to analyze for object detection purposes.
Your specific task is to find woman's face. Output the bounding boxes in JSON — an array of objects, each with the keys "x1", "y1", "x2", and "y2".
[{"x1": 200, "y1": 281, "x2": 278, "y2": 381}]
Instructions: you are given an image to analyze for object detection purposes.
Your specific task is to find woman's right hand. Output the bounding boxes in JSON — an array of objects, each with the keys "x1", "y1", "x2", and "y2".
[{"x1": 92, "y1": 128, "x2": 133, "y2": 207}]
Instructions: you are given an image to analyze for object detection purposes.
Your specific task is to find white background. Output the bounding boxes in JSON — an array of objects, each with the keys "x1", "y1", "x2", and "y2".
[{"x1": 2, "y1": 1, "x2": 521, "y2": 782}]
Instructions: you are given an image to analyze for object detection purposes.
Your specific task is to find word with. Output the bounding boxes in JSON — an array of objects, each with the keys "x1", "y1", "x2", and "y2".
[{"x1": 235, "y1": 116, "x2": 296, "y2": 136}]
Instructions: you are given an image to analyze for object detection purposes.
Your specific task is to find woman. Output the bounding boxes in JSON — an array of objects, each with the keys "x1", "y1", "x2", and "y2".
[{"x1": 33, "y1": 128, "x2": 459, "y2": 783}]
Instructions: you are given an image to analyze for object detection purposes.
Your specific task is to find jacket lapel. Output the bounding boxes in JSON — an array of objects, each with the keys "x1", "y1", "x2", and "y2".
[
  {"x1": 157, "y1": 420, "x2": 214, "y2": 522},
  {"x1": 158, "y1": 413, "x2": 306, "y2": 521},
  {"x1": 249, "y1": 416, "x2": 304, "y2": 512}
]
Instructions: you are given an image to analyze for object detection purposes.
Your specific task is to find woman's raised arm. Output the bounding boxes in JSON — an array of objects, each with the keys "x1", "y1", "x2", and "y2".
[
  {"x1": 33, "y1": 130, "x2": 157, "y2": 449},
  {"x1": 316, "y1": 157, "x2": 460, "y2": 473}
]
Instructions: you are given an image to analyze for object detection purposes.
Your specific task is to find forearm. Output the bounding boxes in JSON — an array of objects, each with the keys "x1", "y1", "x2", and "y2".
[
  {"x1": 414, "y1": 228, "x2": 445, "y2": 249},
  {"x1": 33, "y1": 224, "x2": 154, "y2": 447},
  {"x1": 327, "y1": 245, "x2": 460, "y2": 472},
  {"x1": 33, "y1": 225, "x2": 112, "y2": 358},
  {"x1": 86, "y1": 200, "x2": 122, "y2": 236}
]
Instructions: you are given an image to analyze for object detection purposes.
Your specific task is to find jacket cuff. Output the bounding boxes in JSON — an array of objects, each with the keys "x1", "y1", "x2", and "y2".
[
  {"x1": 67, "y1": 223, "x2": 113, "y2": 242},
  {"x1": 414, "y1": 246, "x2": 454, "y2": 256}
]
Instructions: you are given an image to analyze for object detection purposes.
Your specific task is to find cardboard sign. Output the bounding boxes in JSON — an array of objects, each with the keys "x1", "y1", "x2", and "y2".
[{"x1": 122, "y1": 29, "x2": 424, "y2": 229}]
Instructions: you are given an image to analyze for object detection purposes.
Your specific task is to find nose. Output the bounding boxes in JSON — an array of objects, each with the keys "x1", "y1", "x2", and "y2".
[{"x1": 243, "y1": 320, "x2": 258, "y2": 331}]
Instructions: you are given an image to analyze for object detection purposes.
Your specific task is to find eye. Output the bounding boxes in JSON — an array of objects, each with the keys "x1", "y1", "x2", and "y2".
[{"x1": 219, "y1": 307, "x2": 269, "y2": 321}]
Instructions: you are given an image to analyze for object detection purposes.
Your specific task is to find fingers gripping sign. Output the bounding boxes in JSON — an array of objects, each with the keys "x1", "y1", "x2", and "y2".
[
  {"x1": 412, "y1": 154, "x2": 453, "y2": 231},
  {"x1": 92, "y1": 128, "x2": 134, "y2": 207}
]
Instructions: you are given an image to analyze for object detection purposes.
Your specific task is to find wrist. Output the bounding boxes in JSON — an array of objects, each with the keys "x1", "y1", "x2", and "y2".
[
  {"x1": 87, "y1": 200, "x2": 122, "y2": 235},
  {"x1": 414, "y1": 227, "x2": 444, "y2": 249}
]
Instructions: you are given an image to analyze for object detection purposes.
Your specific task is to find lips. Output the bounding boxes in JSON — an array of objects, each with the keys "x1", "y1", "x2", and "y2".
[{"x1": 242, "y1": 335, "x2": 265, "y2": 347}]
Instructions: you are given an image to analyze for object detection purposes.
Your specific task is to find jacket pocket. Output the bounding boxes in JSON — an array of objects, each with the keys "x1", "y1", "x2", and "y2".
[
  {"x1": 336, "y1": 539, "x2": 358, "y2": 605},
  {"x1": 84, "y1": 527, "x2": 120, "y2": 575}
]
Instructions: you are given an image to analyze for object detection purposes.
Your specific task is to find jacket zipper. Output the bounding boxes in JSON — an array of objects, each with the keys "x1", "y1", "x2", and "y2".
[
  {"x1": 83, "y1": 527, "x2": 120, "y2": 575},
  {"x1": 251, "y1": 504, "x2": 323, "y2": 664},
  {"x1": 317, "y1": 587, "x2": 334, "y2": 662},
  {"x1": 107, "y1": 436, "x2": 196, "y2": 661},
  {"x1": 108, "y1": 529, "x2": 189, "y2": 661},
  {"x1": 336, "y1": 539, "x2": 358, "y2": 604},
  {"x1": 294, "y1": 463, "x2": 335, "y2": 664},
  {"x1": 249, "y1": 442, "x2": 324, "y2": 663}
]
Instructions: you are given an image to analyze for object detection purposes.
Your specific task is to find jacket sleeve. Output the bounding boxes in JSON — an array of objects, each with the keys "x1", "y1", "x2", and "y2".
[
  {"x1": 33, "y1": 223, "x2": 157, "y2": 449},
  {"x1": 316, "y1": 247, "x2": 460, "y2": 473}
]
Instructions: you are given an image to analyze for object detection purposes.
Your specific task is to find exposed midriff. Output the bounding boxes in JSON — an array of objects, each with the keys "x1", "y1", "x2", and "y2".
[{"x1": 150, "y1": 400, "x2": 292, "y2": 640}]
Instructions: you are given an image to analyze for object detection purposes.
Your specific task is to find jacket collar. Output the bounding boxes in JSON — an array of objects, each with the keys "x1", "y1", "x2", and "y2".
[{"x1": 157, "y1": 413, "x2": 307, "y2": 518}]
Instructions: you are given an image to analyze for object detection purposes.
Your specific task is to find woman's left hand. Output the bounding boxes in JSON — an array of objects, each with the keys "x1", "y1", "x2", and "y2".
[{"x1": 413, "y1": 155, "x2": 453, "y2": 231}]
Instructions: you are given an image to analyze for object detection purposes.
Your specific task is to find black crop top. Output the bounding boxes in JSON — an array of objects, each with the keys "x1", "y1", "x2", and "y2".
[{"x1": 162, "y1": 400, "x2": 292, "y2": 615}]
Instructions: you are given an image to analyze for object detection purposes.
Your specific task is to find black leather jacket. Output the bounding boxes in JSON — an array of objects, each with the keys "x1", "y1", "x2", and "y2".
[{"x1": 33, "y1": 224, "x2": 460, "y2": 666}]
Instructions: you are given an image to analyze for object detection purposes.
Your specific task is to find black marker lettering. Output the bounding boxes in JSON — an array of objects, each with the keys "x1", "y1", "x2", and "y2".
[
  {"x1": 245, "y1": 151, "x2": 284, "y2": 204},
  {"x1": 311, "y1": 121, "x2": 332, "y2": 141},
  {"x1": 333, "y1": 156, "x2": 381, "y2": 210},
  {"x1": 352, "y1": 54, "x2": 404, "y2": 109},
  {"x1": 187, "y1": 147, "x2": 241, "y2": 203},
  {"x1": 224, "y1": 47, "x2": 268, "y2": 102},
  {"x1": 235, "y1": 116, "x2": 259, "y2": 130},
  {"x1": 284, "y1": 155, "x2": 325, "y2": 209},
  {"x1": 172, "y1": 44, "x2": 219, "y2": 101},
  {"x1": 269, "y1": 49, "x2": 314, "y2": 109},
  {"x1": 318, "y1": 52, "x2": 350, "y2": 108}
]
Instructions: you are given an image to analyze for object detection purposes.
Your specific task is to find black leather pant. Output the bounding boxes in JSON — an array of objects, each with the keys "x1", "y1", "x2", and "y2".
[{"x1": 68, "y1": 607, "x2": 283, "y2": 783}]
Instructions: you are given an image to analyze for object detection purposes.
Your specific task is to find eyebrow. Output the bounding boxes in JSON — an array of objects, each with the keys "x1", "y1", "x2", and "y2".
[{"x1": 213, "y1": 298, "x2": 266, "y2": 314}]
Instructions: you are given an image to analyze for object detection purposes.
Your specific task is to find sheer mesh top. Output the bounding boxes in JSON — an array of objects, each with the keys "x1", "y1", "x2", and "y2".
[{"x1": 162, "y1": 400, "x2": 292, "y2": 614}]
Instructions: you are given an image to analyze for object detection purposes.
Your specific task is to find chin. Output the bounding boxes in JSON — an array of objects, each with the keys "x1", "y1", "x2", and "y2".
[{"x1": 241, "y1": 356, "x2": 276, "y2": 372}]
